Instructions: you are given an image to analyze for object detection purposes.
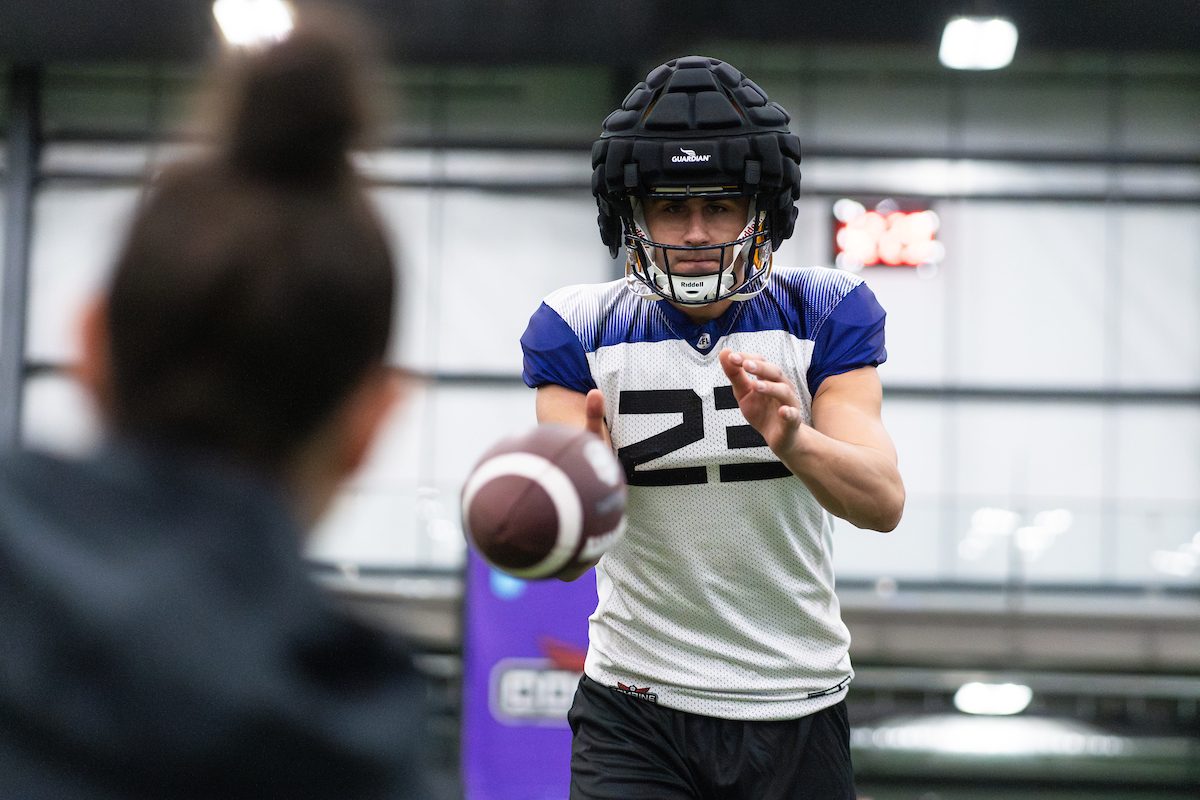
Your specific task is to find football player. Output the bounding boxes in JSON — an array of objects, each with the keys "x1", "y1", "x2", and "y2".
[{"x1": 521, "y1": 56, "x2": 904, "y2": 798}]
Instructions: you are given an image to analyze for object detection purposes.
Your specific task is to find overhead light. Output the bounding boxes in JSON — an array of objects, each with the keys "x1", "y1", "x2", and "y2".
[
  {"x1": 939, "y1": 16, "x2": 1018, "y2": 70},
  {"x1": 954, "y1": 682, "x2": 1033, "y2": 715},
  {"x1": 213, "y1": 0, "x2": 294, "y2": 47}
]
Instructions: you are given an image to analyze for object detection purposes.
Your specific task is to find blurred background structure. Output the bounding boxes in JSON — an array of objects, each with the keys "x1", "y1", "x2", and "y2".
[{"x1": 3, "y1": 1, "x2": 1199, "y2": 797}]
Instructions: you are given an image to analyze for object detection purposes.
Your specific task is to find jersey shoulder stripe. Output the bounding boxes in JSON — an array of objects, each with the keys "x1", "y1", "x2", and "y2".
[
  {"x1": 746, "y1": 266, "x2": 865, "y2": 342},
  {"x1": 544, "y1": 279, "x2": 675, "y2": 353},
  {"x1": 540, "y1": 267, "x2": 865, "y2": 353}
]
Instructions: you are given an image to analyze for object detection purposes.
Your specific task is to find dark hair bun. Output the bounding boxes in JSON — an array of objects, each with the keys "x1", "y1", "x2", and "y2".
[
  {"x1": 107, "y1": 7, "x2": 394, "y2": 470},
  {"x1": 224, "y1": 20, "x2": 371, "y2": 184}
]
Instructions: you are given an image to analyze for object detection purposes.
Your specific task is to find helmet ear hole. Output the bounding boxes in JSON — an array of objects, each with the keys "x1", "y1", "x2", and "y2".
[
  {"x1": 598, "y1": 210, "x2": 622, "y2": 254},
  {"x1": 769, "y1": 206, "x2": 799, "y2": 250}
]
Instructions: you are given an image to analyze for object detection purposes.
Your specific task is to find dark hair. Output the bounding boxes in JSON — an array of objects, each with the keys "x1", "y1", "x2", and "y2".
[{"x1": 106, "y1": 14, "x2": 394, "y2": 471}]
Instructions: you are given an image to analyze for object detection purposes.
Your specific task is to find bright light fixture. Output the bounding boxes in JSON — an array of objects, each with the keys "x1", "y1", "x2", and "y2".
[
  {"x1": 939, "y1": 16, "x2": 1018, "y2": 70},
  {"x1": 853, "y1": 714, "x2": 1127, "y2": 757},
  {"x1": 213, "y1": 0, "x2": 294, "y2": 47},
  {"x1": 954, "y1": 682, "x2": 1033, "y2": 715}
]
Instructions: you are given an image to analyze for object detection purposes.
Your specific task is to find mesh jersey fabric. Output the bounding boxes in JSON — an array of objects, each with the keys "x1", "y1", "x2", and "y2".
[{"x1": 520, "y1": 266, "x2": 887, "y2": 721}]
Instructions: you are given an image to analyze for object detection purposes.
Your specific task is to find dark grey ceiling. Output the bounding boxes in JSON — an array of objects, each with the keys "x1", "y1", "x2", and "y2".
[{"x1": 1, "y1": 0, "x2": 1197, "y2": 65}]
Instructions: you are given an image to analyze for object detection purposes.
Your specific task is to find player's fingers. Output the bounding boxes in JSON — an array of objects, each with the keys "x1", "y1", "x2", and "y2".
[
  {"x1": 724, "y1": 350, "x2": 768, "y2": 367},
  {"x1": 719, "y1": 349, "x2": 756, "y2": 394},
  {"x1": 778, "y1": 404, "x2": 804, "y2": 430},
  {"x1": 741, "y1": 357, "x2": 787, "y2": 383},
  {"x1": 752, "y1": 377, "x2": 800, "y2": 407},
  {"x1": 718, "y1": 348, "x2": 741, "y2": 373},
  {"x1": 720, "y1": 350, "x2": 771, "y2": 390},
  {"x1": 584, "y1": 388, "x2": 606, "y2": 437}
]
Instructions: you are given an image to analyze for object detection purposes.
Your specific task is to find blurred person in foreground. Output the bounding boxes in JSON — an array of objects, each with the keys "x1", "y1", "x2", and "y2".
[{"x1": 0, "y1": 13, "x2": 446, "y2": 799}]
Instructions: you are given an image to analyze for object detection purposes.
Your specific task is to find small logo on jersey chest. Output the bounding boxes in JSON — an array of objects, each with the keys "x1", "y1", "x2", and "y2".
[
  {"x1": 615, "y1": 682, "x2": 659, "y2": 703},
  {"x1": 696, "y1": 333, "x2": 711, "y2": 350}
]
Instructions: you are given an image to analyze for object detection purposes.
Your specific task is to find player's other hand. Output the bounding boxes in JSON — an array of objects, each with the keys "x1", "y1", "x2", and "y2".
[
  {"x1": 584, "y1": 388, "x2": 607, "y2": 440},
  {"x1": 556, "y1": 557, "x2": 600, "y2": 582},
  {"x1": 718, "y1": 349, "x2": 804, "y2": 455}
]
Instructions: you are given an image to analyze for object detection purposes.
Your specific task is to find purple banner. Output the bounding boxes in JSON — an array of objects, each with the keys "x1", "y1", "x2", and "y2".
[{"x1": 461, "y1": 551, "x2": 597, "y2": 800}]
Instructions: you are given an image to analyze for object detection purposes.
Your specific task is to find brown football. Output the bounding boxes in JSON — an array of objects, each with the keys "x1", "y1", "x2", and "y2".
[{"x1": 461, "y1": 424, "x2": 627, "y2": 579}]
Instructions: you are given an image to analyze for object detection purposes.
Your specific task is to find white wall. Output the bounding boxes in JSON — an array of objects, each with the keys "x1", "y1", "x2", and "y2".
[{"x1": 14, "y1": 55, "x2": 1200, "y2": 589}]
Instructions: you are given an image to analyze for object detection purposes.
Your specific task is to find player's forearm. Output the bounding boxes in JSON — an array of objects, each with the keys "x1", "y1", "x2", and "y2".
[
  {"x1": 536, "y1": 385, "x2": 587, "y2": 427},
  {"x1": 776, "y1": 425, "x2": 905, "y2": 532},
  {"x1": 536, "y1": 385, "x2": 612, "y2": 446},
  {"x1": 534, "y1": 384, "x2": 613, "y2": 582}
]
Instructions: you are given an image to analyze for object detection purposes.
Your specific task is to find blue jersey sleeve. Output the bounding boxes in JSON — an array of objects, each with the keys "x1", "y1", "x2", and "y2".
[
  {"x1": 521, "y1": 302, "x2": 596, "y2": 393},
  {"x1": 806, "y1": 281, "x2": 887, "y2": 395}
]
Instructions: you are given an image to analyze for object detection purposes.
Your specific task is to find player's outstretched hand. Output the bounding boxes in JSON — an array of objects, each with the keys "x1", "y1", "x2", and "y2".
[
  {"x1": 555, "y1": 387, "x2": 609, "y2": 582},
  {"x1": 584, "y1": 388, "x2": 607, "y2": 441},
  {"x1": 718, "y1": 349, "x2": 804, "y2": 455}
]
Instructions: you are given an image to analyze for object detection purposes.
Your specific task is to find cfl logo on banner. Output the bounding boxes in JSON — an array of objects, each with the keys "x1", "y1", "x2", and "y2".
[{"x1": 489, "y1": 658, "x2": 581, "y2": 727}]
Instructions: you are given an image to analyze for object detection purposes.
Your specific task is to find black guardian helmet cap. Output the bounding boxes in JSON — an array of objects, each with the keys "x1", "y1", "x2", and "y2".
[{"x1": 591, "y1": 56, "x2": 802, "y2": 305}]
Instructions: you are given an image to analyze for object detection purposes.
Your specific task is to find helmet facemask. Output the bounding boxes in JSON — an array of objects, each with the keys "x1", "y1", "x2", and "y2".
[{"x1": 623, "y1": 196, "x2": 775, "y2": 306}]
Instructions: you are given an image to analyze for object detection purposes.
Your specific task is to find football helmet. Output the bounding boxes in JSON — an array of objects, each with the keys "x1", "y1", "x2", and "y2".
[{"x1": 591, "y1": 56, "x2": 802, "y2": 305}]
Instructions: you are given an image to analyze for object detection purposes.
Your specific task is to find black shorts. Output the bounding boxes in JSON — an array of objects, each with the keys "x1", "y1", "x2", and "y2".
[{"x1": 568, "y1": 675, "x2": 855, "y2": 800}]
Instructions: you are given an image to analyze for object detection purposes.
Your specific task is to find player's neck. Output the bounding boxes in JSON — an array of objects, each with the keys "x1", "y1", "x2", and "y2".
[{"x1": 668, "y1": 297, "x2": 735, "y2": 325}]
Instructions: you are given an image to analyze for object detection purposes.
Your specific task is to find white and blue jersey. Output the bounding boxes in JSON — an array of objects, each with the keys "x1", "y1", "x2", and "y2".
[{"x1": 520, "y1": 267, "x2": 887, "y2": 721}]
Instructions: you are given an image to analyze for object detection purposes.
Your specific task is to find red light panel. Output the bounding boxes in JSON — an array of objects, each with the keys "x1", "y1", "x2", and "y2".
[{"x1": 833, "y1": 199, "x2": 943, "y2": 272}]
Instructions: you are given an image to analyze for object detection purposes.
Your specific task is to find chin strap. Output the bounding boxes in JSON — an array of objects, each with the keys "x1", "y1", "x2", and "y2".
[{"x1": 652, "y1": 265, "x2": 736, "y2": 302}]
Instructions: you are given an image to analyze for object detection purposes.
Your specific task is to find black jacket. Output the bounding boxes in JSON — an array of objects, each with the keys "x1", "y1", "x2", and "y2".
[{"x1": 0, "y1": 445, "x2": 440, "y2": 798}]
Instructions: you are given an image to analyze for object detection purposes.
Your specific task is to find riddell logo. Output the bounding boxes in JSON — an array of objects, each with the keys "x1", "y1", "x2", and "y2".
[
  {"x1": 671, "y1": 147, "x2": 711, "y2": 163},
  {"x1": 615, "y1": 682, "x2": 659, "y2": 703}
]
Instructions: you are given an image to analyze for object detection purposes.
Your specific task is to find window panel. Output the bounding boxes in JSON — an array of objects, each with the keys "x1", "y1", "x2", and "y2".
[
  {"x1": 21, "y1": 373, "x2": 102, "y2": 457},
  {"x1": 863, "y1": 262, "x2": 948, "y2": 385},
  {"x1": 833, "y1": 496, "x2": 941, "y2": 581},
  {"x1": 370, "y1": 188, "x2": 434, "y2": 368},
  {"x1": 308, "y1": 383, "x2": 537, "y2": 569},
  {"x1": 1117, "y1": 207, "x2": 1200, "y2": 386},
  {"x1": 951, "y1": 202, "x2": 1108, "y2": 386},
  {"x1": 27, "y1": 186, "x2": 139, "y2": 364},
  {"x1": 1115, "y1": 500, "x2": 1200, "y2": 585},
  {"x1": 953, "y1": 404, "x2": 1106, "y2": 499},
  {"x1": 881, "y1": 400, "x2": 943, "y2": 496},
  {"x1": 1117, "y1": 407, "x2": 1200, "y2": 501},
  {"x1": 429, "y1": 190, "x2": 611, "y2": 374},
  {"x1": 771, "y1": 197, "x2": 832, "y2": 272}
]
